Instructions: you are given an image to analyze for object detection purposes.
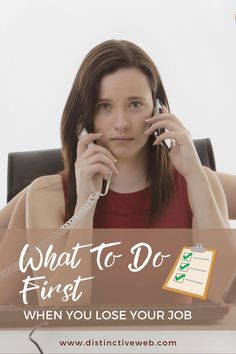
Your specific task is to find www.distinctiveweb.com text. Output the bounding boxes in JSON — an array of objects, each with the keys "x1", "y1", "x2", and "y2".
[{"x1": 59, "y1": 338, "x2": 177, "y2": 348}]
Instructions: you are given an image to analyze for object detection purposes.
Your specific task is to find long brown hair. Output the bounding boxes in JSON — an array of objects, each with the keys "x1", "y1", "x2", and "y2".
[{"x1": 60, "y1": 39, "x2": 172, "y2": 221}]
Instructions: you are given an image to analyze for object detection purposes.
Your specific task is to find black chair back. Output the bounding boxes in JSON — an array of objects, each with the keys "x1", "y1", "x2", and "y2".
[{"x1": 7, "y1": 138, "x2": 216, "y2": 202}]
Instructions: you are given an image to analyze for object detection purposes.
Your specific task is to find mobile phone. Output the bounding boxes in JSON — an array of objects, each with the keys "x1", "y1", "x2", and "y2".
[{"x1": 153, "y1": 99, "x2": 171, "y2": 152}]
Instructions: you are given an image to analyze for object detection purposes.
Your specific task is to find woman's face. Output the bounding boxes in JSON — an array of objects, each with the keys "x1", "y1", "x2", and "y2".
[{"x1": 94, "y1": 67, "x2": 154, "y2": 160}]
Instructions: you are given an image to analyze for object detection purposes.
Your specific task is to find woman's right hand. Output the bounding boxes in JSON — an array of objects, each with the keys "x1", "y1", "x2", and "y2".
[{"x1": 75, "y1": 133, "x2": 118, "y2": 207}]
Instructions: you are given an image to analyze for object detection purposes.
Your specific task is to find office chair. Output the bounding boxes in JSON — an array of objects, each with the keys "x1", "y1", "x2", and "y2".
[{"x1": 7, "y1": 138, "x2": 216, "y2": 203}]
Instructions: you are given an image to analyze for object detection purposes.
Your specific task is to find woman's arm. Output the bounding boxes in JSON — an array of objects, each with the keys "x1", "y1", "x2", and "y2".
[
  {"x1": 0, "y1": 186, "x2": 34, "y2": 305},
  {"x1": 184, "y1": 169, "x2": 236, "y2": 304},
  {"x1": 145, "y1": 105, "x2": 229, "y2": 228},
  {"x1": 25, "y1": 175, "x2": 96, "y2": 306},
  {"x1": 186, "y1": 166, "x2": 229, "y2": 228},
  {"x1": 216, "y1": 172, "x2": 236, "y2": 220},
  {"x1": 24, "y1": 134, "x2": 117, "y2": 306},
  {"x1": 0, "y1": 174, "x2": 91, "y2": 306}
]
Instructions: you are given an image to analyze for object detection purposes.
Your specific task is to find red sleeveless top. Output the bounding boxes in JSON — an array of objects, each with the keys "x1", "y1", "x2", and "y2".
[
  {"x1": 60, "y1": 169, "x2": 192, "y2": 228},
  {"x1": 59, "y1": 169, "x2": 193, "y2": 304}
]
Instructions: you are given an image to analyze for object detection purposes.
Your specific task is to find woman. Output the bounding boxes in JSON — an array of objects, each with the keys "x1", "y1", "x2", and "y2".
[
  {"x1": 0, "y1": 39, "x2": 230, "y2": 230},
  {"x1": 0, "y1": 39, "x2": 230, "y2": 306}
]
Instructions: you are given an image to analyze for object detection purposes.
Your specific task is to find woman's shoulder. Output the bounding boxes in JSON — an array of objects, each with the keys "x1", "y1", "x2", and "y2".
[
  {"x1": 27, "y1": 173, "x2": 64, "y2": 209},
  {"x1": 0, "y1": 174, "x2": 64, "y2": 229},
  {"x1": 27, "y1": 174, "x2": 63, "y2": 192},
  {"x1": 26, "y1": 174, "x2": 65, "y2": 228},
  {"x1": 0, "y1": 185, "x2": 29, "y2": 228},
  {"x1": 29, "y1": 174, "x2": 62, "y2": 189}
]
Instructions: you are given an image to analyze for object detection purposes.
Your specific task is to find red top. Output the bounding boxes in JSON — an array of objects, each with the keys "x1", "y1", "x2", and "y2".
[
  {"x1": 59, "y1": 169, "x2": 193, "y2": 304},
  {"x1": 60, "y1": 168, "x2": 192, "y2": 228}
]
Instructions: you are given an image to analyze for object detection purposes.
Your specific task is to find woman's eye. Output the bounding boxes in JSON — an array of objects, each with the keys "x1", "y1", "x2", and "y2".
[
  {"x1": 130, "y1": 101, "x2": 142, "y2": 109},
  {"x1": 97, "y1": 103, "x2": 112, "y2": 110}
]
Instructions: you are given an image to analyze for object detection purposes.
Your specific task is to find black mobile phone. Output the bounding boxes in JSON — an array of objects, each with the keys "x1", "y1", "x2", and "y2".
[{"x1": 154, "y1": 99, "x2": 171, "y2": 152}]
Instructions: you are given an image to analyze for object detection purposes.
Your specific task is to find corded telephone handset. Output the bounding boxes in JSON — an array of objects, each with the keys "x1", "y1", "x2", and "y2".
[
  {"x1": 77, "y1": 127, "x2": 112, "y2": 197},
  {"x1": 59, "y1": 127, "x2": 112, "y2": 229}
]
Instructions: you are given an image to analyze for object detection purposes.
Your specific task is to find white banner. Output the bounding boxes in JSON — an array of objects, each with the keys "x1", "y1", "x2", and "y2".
[{"x1": 0, "y1": 330, "x2": 236, "y2": 353}]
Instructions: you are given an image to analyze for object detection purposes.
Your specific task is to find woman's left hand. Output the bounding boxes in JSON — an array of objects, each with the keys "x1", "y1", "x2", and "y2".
[{"x1": 144, "y1": 105, "x2": 202, "y2": 178}]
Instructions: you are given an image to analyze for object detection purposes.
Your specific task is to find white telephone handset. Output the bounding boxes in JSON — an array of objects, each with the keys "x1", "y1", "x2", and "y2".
[
  {"x1": 79, "y1": 128, "x2": 93, "y2": 146},
  {"x1": 59, "y1": 128, "x2": 112, "y2": 229}
]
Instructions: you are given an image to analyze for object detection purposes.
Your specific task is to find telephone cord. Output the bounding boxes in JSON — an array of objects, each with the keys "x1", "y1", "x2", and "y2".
[{"x1": 0, "y1": 175, "x2": 111, "y2": 280}]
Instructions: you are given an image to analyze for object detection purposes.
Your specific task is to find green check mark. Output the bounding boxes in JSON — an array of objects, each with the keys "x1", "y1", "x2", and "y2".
[
  {"x1": 183, "y1": 252, "x2": 192, "y2": 261},
  {"x1": 175, "y1": 274, "x2": 186, "y2": 282},
  {"x1": 180, "y1": 263, "x2": 190, "y2": 271}
]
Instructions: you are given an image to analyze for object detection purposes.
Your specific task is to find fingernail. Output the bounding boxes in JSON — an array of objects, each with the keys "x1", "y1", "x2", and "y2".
[
  {"x1": 153, "y1": 140, "x2": 159, "y2": 146},
  {"x1": 144, "y1": 130, "x2": 149, "y2": 134}
]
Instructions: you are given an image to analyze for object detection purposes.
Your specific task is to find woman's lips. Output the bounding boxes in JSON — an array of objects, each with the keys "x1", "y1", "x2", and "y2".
[{"x1": 110, "y1": 137, "x2": 134, "y2": 141}]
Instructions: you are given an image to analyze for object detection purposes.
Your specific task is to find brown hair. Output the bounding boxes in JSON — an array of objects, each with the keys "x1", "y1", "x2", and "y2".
[{"x1": 60, "y1": 39, "x2": 172, "y2": 221}]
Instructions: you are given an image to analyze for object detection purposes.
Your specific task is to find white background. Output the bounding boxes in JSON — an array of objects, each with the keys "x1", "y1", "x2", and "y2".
[
  {"x1": 0, "y1": 0, "x2": 236, "y2": 214},
  {"x1": 0, "y1": 330, "x2": 236, "y2": 353}
]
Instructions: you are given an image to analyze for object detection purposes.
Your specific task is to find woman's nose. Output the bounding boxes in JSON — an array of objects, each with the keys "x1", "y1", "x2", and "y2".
[{"x1": 113, "y1": 110, "x2": 130, "y2": 131}]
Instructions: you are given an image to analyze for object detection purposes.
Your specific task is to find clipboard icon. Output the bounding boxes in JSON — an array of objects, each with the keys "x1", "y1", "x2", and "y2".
[{"x1": 162, "y1": 244, "x2": 216, "y2": 300}]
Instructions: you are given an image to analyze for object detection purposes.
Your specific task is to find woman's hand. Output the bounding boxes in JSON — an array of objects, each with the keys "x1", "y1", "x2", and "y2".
[
  {"x1": 144, "y1": 105, "x2": 202, "y2": 178},
  {"x1": 75, "y1": 133, "x2": 118, "y2": 206}
]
